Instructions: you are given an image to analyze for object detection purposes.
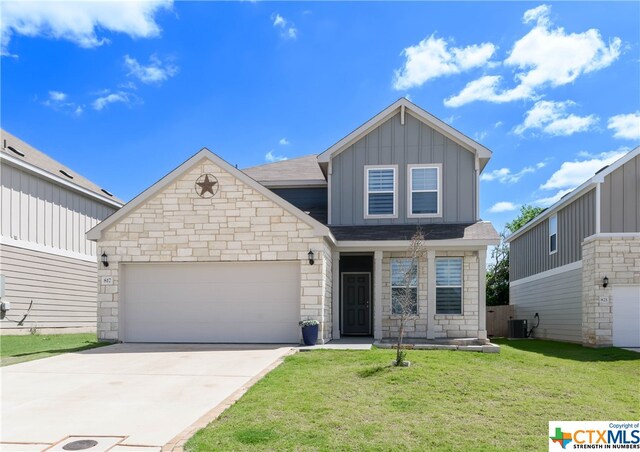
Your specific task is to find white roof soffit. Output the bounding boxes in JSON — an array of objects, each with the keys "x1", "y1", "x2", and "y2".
[
  {"x1": 317, "y1": 98, "x2": 492, "y2": 168},
  {"x1": 505, "y1": 146, "x2": 640, "y2": 243},
  {"x1": 87, "y1": 148, "x2": 332, "y2": 241}
]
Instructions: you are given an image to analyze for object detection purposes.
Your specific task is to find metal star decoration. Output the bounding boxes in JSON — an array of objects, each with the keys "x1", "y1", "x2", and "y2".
[{"x1": 195, "y1": 174, "x2": 218, "y2": 198}]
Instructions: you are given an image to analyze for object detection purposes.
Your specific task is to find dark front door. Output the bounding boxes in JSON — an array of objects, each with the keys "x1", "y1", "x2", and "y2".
[{"x1": 342, "y1": 273, "x2": 371, "y2": 335}]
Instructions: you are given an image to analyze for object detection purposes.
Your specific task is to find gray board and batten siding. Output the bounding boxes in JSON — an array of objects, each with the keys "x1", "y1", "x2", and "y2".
[
  {"x1": 511, "y1": 266, "x2": 583, "y2": 343},
  {"x1": 509, "y1": 189, "x2": 596, "y2": 281},
  {"x1": 600, "y1": 153, "x2": 640, "y2": 233},
  {"x1": 330, "y1": 111, "x2": 477, "y2": 226}
]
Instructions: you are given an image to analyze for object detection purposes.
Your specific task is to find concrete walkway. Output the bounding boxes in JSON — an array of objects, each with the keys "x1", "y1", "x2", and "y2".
[
  {"x1": 299, "y1": 336, "x2": 374, "y2": 351},
  {"x1": 0, "y1": 344, "x2": 293, "y2": 451}
]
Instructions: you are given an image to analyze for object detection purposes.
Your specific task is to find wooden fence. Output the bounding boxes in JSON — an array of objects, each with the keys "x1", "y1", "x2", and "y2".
[{"x1": 486, "y1": 305, "x2": 515, "y2": 338}]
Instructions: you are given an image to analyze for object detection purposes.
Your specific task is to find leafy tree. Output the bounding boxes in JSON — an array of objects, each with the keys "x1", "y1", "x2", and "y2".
[{"x1": 486, "y1": 205, "x2": 544, "y2": 306}]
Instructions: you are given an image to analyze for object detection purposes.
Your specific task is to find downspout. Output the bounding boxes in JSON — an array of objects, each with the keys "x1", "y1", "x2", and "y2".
[
  {"x1": 475, "y1": 155, "x2": 480, "y2": 220},
  {"x1": 327, "y1": 159, "x2": 333, "y2": 225}
]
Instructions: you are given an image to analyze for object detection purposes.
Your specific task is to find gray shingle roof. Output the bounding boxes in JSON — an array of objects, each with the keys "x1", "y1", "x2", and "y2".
[
  {"x1": 1, "y1": 129, "x2": 124, "y2": 205},
  {"x1": 329, "y1": 222, "x2": 499, "y2": 241},
  {"x1": 243, "y1": 154, "x2": 326, "y2": 186}
]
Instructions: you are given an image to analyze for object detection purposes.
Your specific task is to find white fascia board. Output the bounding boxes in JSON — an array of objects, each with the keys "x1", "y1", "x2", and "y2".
[
  {"x1": 88, "y1": 148, "x2": 331, "y2": 241},
  {"x1": 1, "y1": 236, "x2": 97, "y2": 263},
  {"x1": 509, "y1": 260, "x2": 582, "y2": 288},
  {"x1": 582, "y1": 232, "x2": 640, "y2": 244},
  {"x1": 506, "y1": 146, "x2": 640, "y2": 244},
  {"x1": 0, "y1": 152, "x2": 123, "y2": 209},
  {"x1": 317, "y1": 98, "x2": 492, "y2": 165},
  {"x1": 336, "y1": 238, "x2": 498, "y2": 251}
]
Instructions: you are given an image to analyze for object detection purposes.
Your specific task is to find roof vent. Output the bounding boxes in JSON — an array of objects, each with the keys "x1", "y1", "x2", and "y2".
[
  {"x1": 595, "y1": 165, "x2": 609, "y2": 175},
  {"x1": 59, "y1": 169, "x2": 74, "y2": 179},
  {"x1": 101, "y1": 188, "x2": 113, "y2": 197},
  {"x1": 7, "y1": 146, "x2": 25, "y2": 157}
]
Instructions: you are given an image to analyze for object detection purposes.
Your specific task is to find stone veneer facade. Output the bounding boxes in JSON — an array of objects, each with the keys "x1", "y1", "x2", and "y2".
[
  {"x1": 381, "y1": 250, "x2": 480, "y2": 339},
  {"x1": 96, "y1": 158, "x2": 333, "y2": 343},
  {"x1": 582, "y1": 235, "x2": 640, "y2": 347}
]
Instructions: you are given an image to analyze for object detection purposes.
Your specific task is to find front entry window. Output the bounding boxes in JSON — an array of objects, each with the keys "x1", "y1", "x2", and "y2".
[
  {"x1": 436, "y1": 257, "x2": 463, "y2": 314},
  {"x1": 391, "y1": 258, "x2": 418, "y2": 315}
]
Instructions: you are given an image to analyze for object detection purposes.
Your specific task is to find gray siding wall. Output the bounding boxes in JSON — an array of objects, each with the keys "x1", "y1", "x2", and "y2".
[
  {"x1": 510, "y1": 189, "x2": 595, "y2": 281},
  {"x1": 601, "y1": 154, "x2": 640, "y2": 233},
  {"x1": 330, "y1": 112, "x2": 477, "y2": 225},
  {"x1": 510, "y1": 266, "x2": 582, "y2": 343},
  {"x1": 1, "y1": 163, "x2": 116, "y2": 256},
  {"x1": 0, "y1": 244, "x2": 98, "y2": 330}
]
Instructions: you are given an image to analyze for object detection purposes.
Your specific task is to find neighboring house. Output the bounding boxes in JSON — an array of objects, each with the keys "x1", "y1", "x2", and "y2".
[
  {"x1": 0, "y1": 130, "x2": 123, "y2": 334},
  {"x1": 506, "y1": 147, "x2": 640, "y2": 348},
  {"x1": 87, "y1": 99, "x2": 500, "y2": 344}
]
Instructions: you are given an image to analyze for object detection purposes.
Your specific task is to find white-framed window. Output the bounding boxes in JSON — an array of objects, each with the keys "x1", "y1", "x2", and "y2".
[
  {"x1": 364, "y1": 165, "x2": 397, "y2": 218},
  {"x1": 549, "y1": 214, "x2": 558, "y2": 254},
  {"x1": 408, "y1": 164, "x2": 441, "y2": 217},
  {"x1": 391, "y1": 258, "x2": 418, "y2": 315},
  {"x1": 436, "y1": 257, "x2": 463, "y2": 314}
]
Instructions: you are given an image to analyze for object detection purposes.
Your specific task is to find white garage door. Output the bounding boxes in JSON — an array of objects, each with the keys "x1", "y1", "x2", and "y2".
[
  {"x1": 612, "y1": 285, "x2": 640, "y2": 348},
  {"x1": 121, "y1": 262, "x2": 300, "y2": 343}
]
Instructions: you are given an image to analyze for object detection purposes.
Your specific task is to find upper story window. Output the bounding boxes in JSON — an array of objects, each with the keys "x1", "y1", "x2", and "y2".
[
  {"x1": 549, "y1": 214, "x2": 558, "y2": 254},
  {"x1": 408, "y1": 164, "x2": 441, "y2": 217},
  {"x1": 365, "y1": 165, "x2": 397, "y2": 218}
]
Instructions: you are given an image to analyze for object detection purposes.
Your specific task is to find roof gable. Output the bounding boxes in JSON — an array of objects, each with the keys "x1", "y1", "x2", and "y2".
[
  {"x1": 87, "y1": 148, "x2": 331, "y2": 241},
  {"x1": 505, "y1": 146, "x2": 640, "y2": 243},
  {"x1": 317, "y1": 98, "x2": 492, "y2": 170}
]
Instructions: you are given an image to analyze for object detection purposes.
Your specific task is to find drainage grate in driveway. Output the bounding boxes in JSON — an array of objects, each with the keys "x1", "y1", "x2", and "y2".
[
  {"x1": 62, "y1": 440, "x2": 98, "y2": 451},
  {"x1": 48, "y1": 436, "x2": 125, "y2": 452}
]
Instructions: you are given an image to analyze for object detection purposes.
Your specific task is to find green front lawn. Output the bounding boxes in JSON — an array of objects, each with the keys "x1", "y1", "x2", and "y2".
[
  {"x1": 0, "y1": 333, "x2": 109, "y2": 366},
  {"x1": 187, "y1": 340, "x2": 639, "y2": 451}
]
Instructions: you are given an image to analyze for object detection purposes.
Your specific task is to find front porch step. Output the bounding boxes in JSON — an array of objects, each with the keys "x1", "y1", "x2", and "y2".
[{"x1": 374, "y1": 338, "x2": 500, "y2": 353}]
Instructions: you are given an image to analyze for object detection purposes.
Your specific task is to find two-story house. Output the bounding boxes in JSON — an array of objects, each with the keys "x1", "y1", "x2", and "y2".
[
  {"x1": 506, "y1": 147, "x2": 639, "y2": 348},
  {"x1": 0, "y1": 130, "x2": 123, "y2": 334},
  {"x1": 87, "y1": 99, "x2": 500, "y2": 343}
]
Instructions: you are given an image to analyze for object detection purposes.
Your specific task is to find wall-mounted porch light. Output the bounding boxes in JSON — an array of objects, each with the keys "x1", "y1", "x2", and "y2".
[
  {"x1": 101, "y1": 252, "x2": 109, "y2": 268},
  {"x1": 602, "y1": 276, "x2": 609, "y2": 288},
  {"x1": 307, "y1": 250, "x2": 315, "y2": 265}
]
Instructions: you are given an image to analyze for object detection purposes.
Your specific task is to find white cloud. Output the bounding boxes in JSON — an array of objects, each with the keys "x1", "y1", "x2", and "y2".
[
  {"x1": 43, "y1": 90, "x2": 83, "y2": 116},
  {"x1": 489, "y1": 201, "x2": 520, "y2": 213},
  {"x1": 607, "y1": 112, "x2": 640, "y2": 140},
  {"x1": 539, "y1": 150, "x2": 626, "y2": 192},
  {"x1": 534, "y1": 188, "x2": 574, "y2": 207},
  {"x1": 265, "y1": 151, "x2": 287, "y2": 163},
  {"x1": 1, "y1": 0, "x2": 172, "y2": 56},
  {"x1": 514, "y1": 100, "x2": 598, "y2": 136},
  {"x1": 279, "y1": 138, "x2": 290, "y2": 145},
  {"x1": 92, "y1": 91, "x2": 130, "y2": 111},
  {"x1": 393, "y1": 34, "x2": 496, "y2": 90},
  {"x1": 444, "y1": 5, "x2": 621, "y2": 107},
  {"x1": 474, "y1": 131, "x2": 487, "y2": 141},
  {"x1": 481, "y1": 161, "x2": 546, "y2": 184},
  {"x1": 48, "y1": 90, "x2": 67, "y2": 101},
  {"x1": 271, "y1": 13, "x2": 297, "y2": 40},
  {"x1": 124, "y1": 54, "x2": 178, "y2": 84}
]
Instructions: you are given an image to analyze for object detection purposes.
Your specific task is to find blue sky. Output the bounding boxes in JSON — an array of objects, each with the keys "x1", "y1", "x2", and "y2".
[{"x1": 2, "y1": 1, "x2": 639, "y2": 232}]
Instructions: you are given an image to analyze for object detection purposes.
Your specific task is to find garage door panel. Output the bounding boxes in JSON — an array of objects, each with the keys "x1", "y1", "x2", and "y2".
[
  {"x1": 612, "y1": 285, "x2": 640, "y2": 348},
  {"x1": 122, "y1": 262, "x2": 300, "y2": 343}
]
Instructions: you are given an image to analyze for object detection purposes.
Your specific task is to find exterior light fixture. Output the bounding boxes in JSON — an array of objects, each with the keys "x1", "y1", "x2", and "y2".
[
  {"x1": 307, "y1": 250, "x2": 315, "y2": 265},
  {"x1": 101, "y1": 252, "x2": 109, "y2": 268},
  {"x1": 602, "y1": 276, "x2": 609, "y2": 288}
]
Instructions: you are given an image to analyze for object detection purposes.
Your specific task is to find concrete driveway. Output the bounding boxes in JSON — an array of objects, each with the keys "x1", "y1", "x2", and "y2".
[{"x1": 0, "y1": 344, "x2": 293, "y2": 451}]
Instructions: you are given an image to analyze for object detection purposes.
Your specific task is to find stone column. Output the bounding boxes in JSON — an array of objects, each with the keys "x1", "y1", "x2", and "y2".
[
  {"x1": 332, "y1": 250, "x2": 340, "y2": 340},
  {"x1": 374, "y1": 250, "x2": 383, "y2": 340},
  {"x1": 477, "y1": 249, "x2": 487, "y2": 340},
  {"x1": 426, "y1": 249, "x2": 436, "y2": 339}
]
